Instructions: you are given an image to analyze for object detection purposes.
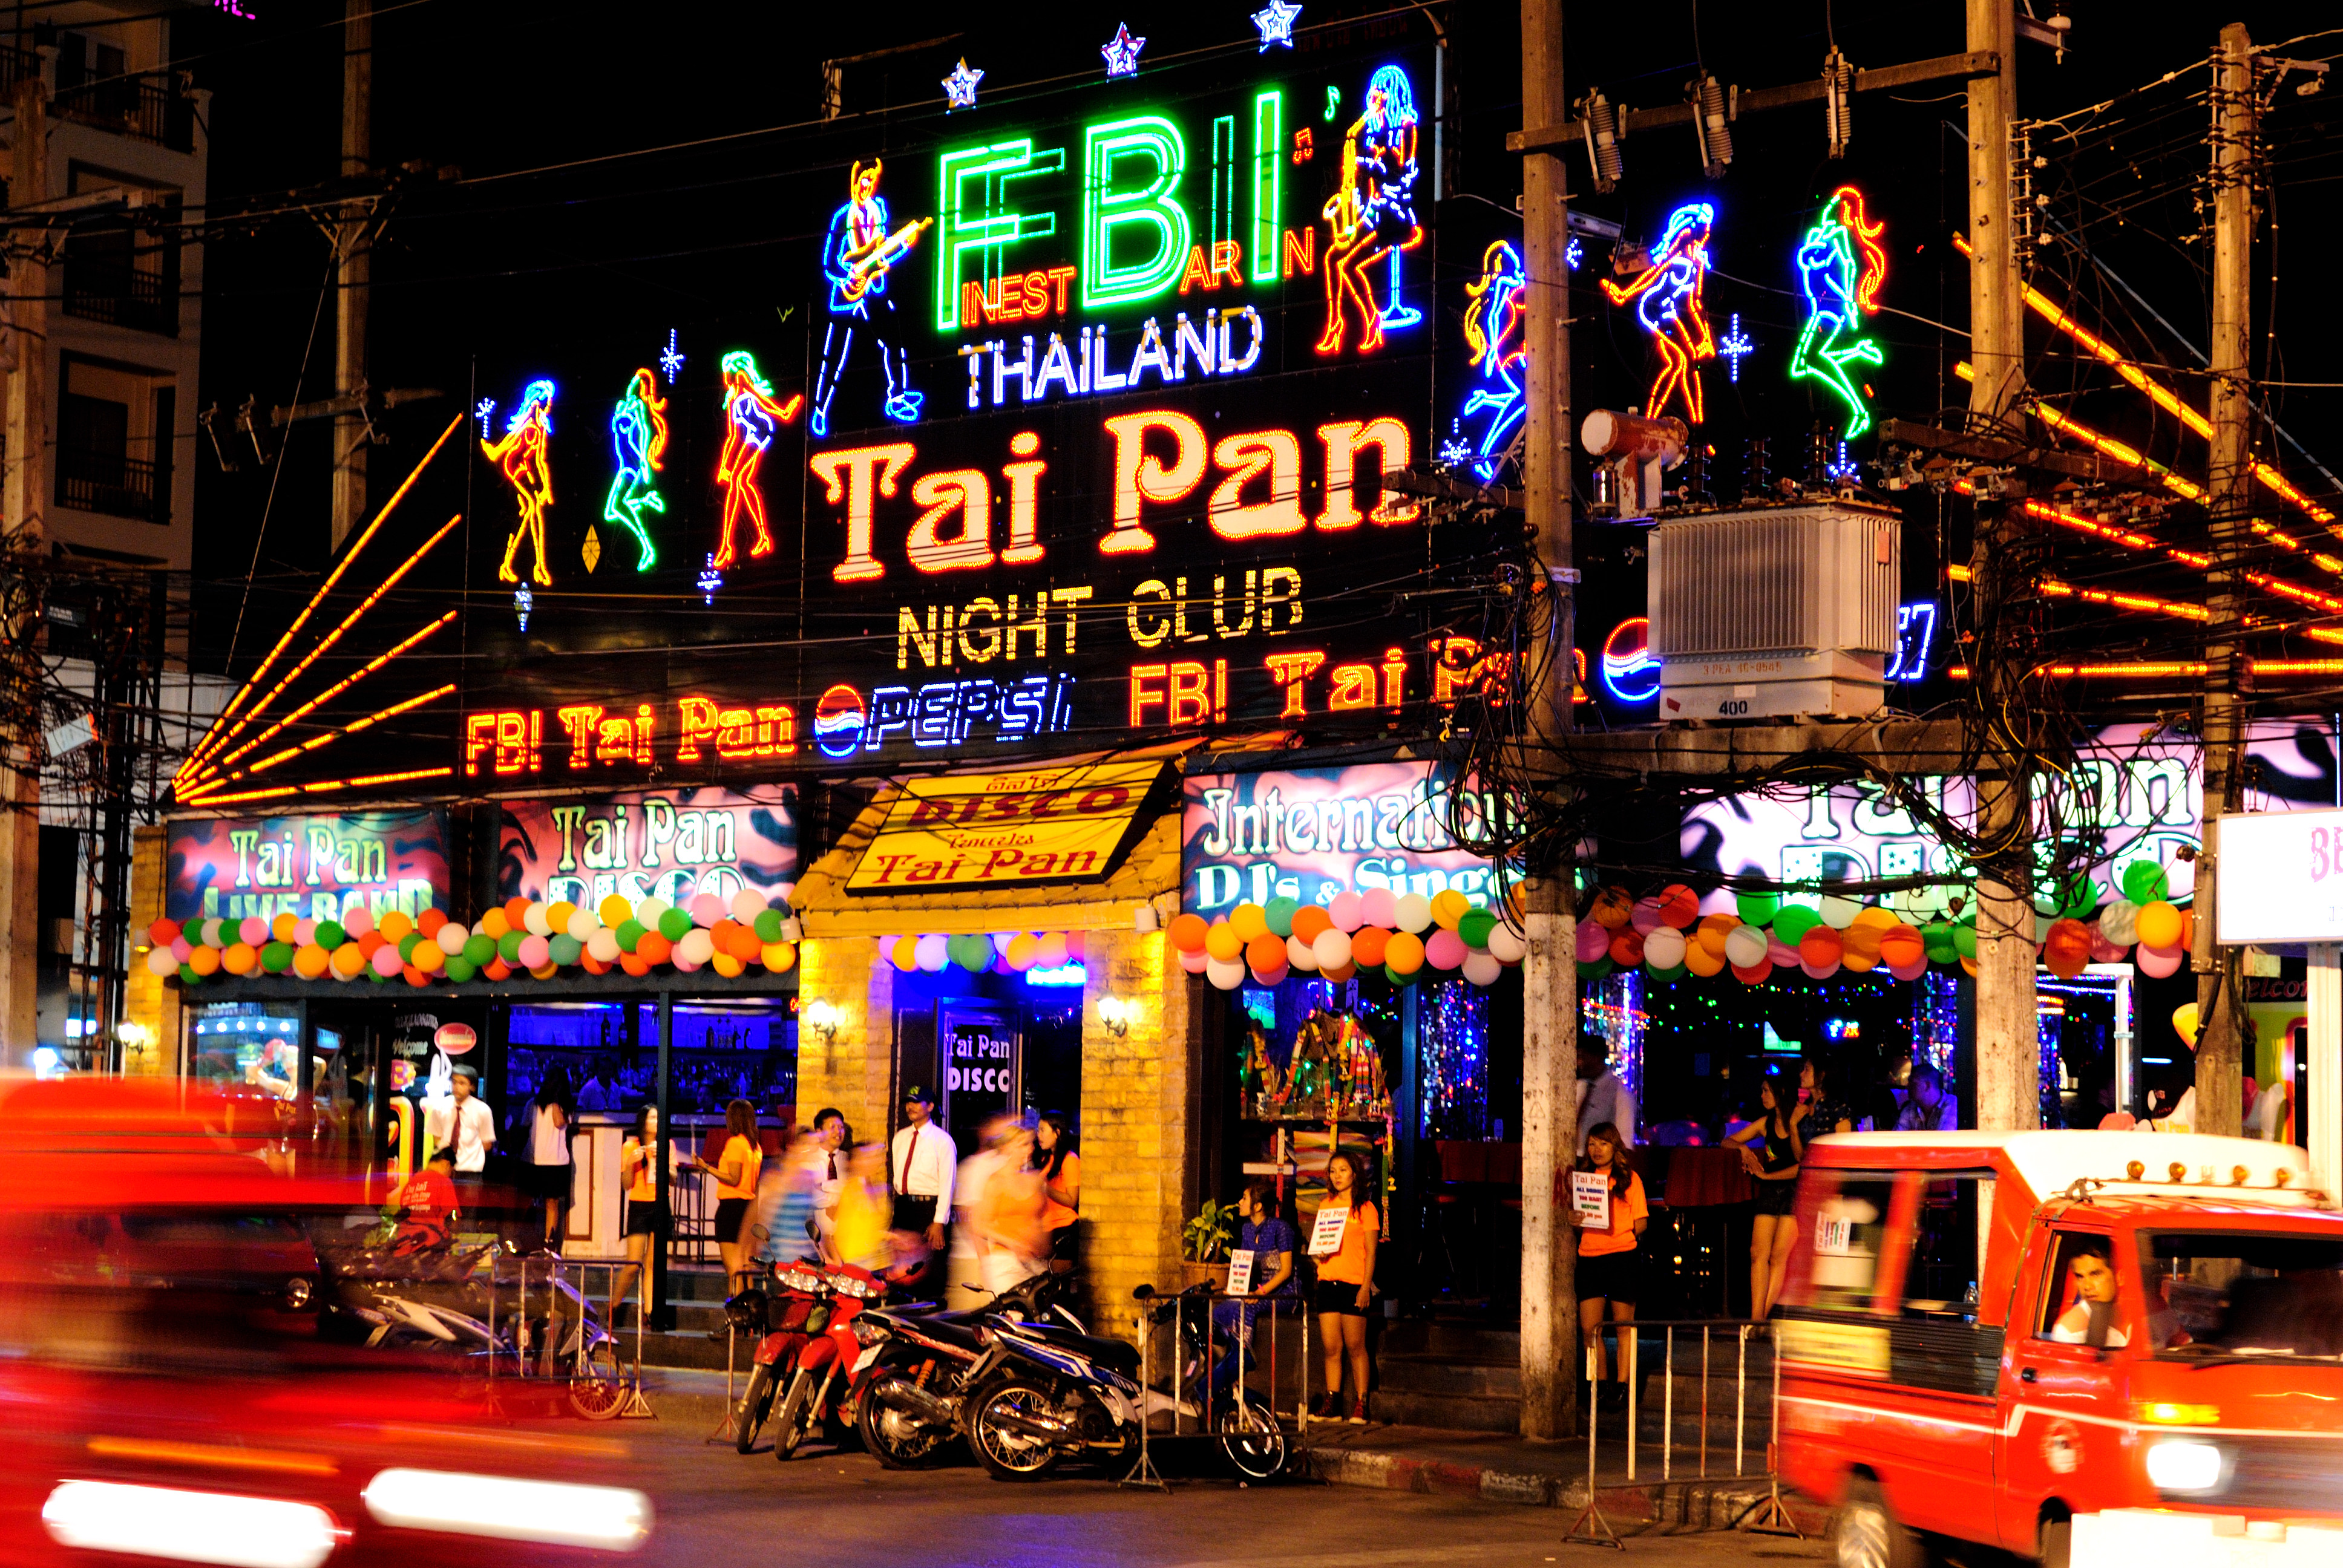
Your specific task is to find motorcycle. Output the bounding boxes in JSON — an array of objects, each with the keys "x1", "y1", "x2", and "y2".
[
  {"x1": 847, "y1": 1269, "x2": 1081, "y2": 1471},
  {"x1": 769, "y1": 1263, "x2": 885, "y2": 1460},
  {"x1": 961, "y1": 1282, "x2": 1287, "y2": 1483},
  {"x1": 729, "y1": 1259, "x2": 833, "y2": 1453}
]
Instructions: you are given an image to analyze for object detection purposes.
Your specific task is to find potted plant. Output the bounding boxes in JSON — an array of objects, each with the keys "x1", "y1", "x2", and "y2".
[{"x1": 1181, "y1": 1198, "x2": 1237, "y2": 1290}]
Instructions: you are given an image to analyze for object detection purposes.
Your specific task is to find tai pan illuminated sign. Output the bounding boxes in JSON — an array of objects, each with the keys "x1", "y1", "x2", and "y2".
[
  {"x1": 2215, "y1": 806, "x2": 2343, "y2": 946},
  {"x1": 847, "y1": 760, "x2": 1168, "y2": 893}
]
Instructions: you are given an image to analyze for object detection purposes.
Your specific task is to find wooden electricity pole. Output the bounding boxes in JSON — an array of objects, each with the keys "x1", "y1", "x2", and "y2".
[
  {"x1": 332, "y1": 0, "x2": 372, "y2": 552},
  {"x1": 1517, "y1": 0, "x2": 1580, "y2": 1442},
  {"x1": 2193, "y1": 22, "x2": 2256, "y2": 1137},
  {"x1": 0, "y1": 71, "x2": 48, "y2": 1062}
]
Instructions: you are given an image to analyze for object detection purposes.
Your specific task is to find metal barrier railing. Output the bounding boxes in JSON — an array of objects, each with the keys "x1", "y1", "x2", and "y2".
[
  {"x1": 1122, "y1": 1285, "x2": 1305, "y2": 1489},
  {"x1": 479, "y1": 1250, "x2": 652, "y2": 1420}
]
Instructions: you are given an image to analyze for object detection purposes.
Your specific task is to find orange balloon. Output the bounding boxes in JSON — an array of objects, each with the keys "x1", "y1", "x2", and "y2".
[
  {"x1": 1351, "y1": 927, "x2": 1391, "y2": 967},
  {"x1": 270, "y1": 912, "x2": 299, "y2": 944},
  {"x1": 1878, "y1": 925, "x2": 1924, "y2": 967},
  {"x1": 1696, "y1": 913, "x2": 1740, "y2": 958},
  {"x1": 1684, "y1": 942, "x2": 1727, "y2": 978},
  {"x1": 1608, "y1": 930, "x2": 1645, "y2": 967},
  {"x1": 1731, "y1": 961, "x2": 1769, "y2": 985},
  {"x1": 418, "y1": 908, "x2": 447, "y2": 938},
  {"x1": 620, "y1": 952, "x2": 651, "y2": 977},
  {"x1": 330, "y1": 943, "x2": 366, "y2": 979},
  {"x1": 504, "y1": 897, "x2": 533, "y2": 930},
  {"x1": 1291, "y1": 905, "x2": 1332, "y2": 943},
  {"x1": 637, "y1": 930, "x2": 673, "y2": 965},
  {"x1": 1798, "y1": 926, "x2": 1843, "y2": 966},
  {"x1": 1168, "y1": 913, "x2": 1210, "y2": 953},
  {"x1": 1659, "y1": 884, "x2": 1701, "y2": 929},
  {"x1": 1245, "y1": 934, "x2": 1287, "y2": 973},
  {"x1": 1588, "y1": 887, "x2": 1635, "y2": 930},
  {"x1": 223, "y1": 942, "x2": 257, "y2": 976}
]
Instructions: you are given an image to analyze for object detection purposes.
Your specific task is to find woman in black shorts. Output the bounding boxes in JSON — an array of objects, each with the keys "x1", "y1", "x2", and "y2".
[
  {"x1": 1728, "y1": 1067, "x2": 1804, "y2": 1317},
  {"x1": 611, "y1": 1104, "x2": 667, "y2": 1326},
  {"x1": 1567, "y1": 1121, "x2": 1648, "y2": 1410}
]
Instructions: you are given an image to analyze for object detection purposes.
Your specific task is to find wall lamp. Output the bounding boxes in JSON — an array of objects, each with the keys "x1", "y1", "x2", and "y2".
[
  {"x1": 1098, "y1": 997, "x2": 1135, "y2": 1037},
  {"x1": 805, "y1": 1001, "x2": 842, "y2": 1045}
]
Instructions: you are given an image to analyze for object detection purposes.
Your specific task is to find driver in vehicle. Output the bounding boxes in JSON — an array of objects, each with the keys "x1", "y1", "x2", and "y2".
[{"x1": 2048, "y1": 1238, "x2": 2129, "y2": 1347}]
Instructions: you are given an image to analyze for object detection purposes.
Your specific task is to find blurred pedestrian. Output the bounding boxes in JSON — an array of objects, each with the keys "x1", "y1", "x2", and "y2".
[
  {"x1": 811, "y1": 1108, "x2": 851, "y2": 1264},
  {"x1": 951, "y1": 1116, "x2": 1013, "y2": 1303},
  {"x1": 833, "y1": 1142, "x2": 894, "y2": 1272},
  {"x1": 1576, "y1": 1036, "x2": 1637, "y2": 1153},
  {"x1": 1034, "y1": 1111, "x2": 1082, "y2": 1272},
  {"x1": 750, "y1": 1126, "x2": 825, "y2": 1276},
  {"x1": 978, "y1": 1119, "x2": 1049, "y2": 1292}
]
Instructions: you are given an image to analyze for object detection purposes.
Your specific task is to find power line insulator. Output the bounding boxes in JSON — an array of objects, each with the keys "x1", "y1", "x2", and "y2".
[
  {"x1": 1823, "y1": 48, "x2": 1855, "y2": 159},
  {"x1": 1580, "y1": 88, "x2": 1624, "y2": 194},
  {"x1": 1690, "y1": 74, "x2": 1734, "y2": 178}
]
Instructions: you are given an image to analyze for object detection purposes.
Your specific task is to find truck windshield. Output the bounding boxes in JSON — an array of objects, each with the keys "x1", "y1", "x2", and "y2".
[{"x1": 2138, "y1": 1231, "x2": 2343, "y2": 1358}]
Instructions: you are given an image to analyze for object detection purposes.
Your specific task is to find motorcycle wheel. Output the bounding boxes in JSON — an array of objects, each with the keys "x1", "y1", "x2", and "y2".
[
  {"x1": 568, "y1": 1340, "x2": 627, "y2": 1422},
  {"x1": 968, "y1": 1377, "x2": 1064, "y2": 1482},
  {"x1": 1219, "y1": 1393, "x2": 1288, "y2": 1480},
  {"x1": 735, "y1": 1364, "x2": 780, "y2": 1454},
  {"x1": 773, "y1": 1370, "x2": 819, "y2": 1462},
  {"x1": 857, "y1": 1374, "x2": 954, "y2": 1469}
]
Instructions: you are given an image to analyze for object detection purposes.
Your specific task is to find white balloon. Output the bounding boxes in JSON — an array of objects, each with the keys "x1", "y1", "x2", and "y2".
[
  {"x1": 732, "y1": 889, "x2": 768, "y2": 926},
  {"x1": 914, "y1": 933, "x2": 951, "y2": 972},
  {"x1": 1486, "y1": 926, "x2": 1527, "y2": 964},
  {"x1": 566, "y1": 909, "x2": 600, "y2": 941},
  {"x1": 2099, "y1": 898, "x2": 2140, "y2": 946},
  {"x1": 992, "y1": 932, "x2": 1018, "y2": 955},
  {"x1": 1312, "y1": 929, "x2": 1353, "y2": 970},
  {"x1": 637, "y1": 897, "x2": 672, "y2": 930},
  {"x1": 1394, "y1": 892, "x2": 1435, "y2": 933},
  {"x1": 145, "y1": 946, "x2": 177, "y2": 977},
  {"x1": 434, "y1": 921, "x2": 468, "y2": 956},
  {"x1": 586, "y1": 929, "x2": 621, "y2": 964},
  {"x1": 677, "y1": 928, "x2": 715, "y2": 966},
  {"x1": 1205, "y1": 955, "x2": 1247, "y2": 990},
  {"x1": 1642, "y1": 927, "x2": 1687, "y2": 969},
  {"x1": 1461, "y1": 952, "x2": 1504, "y2": 987},
  {"x1": 1287, "y1": 934, "x2": 1321, "y2": 972},
  {"x1": 523, "y1": 903, "x2": 553, "y2": 938},
  {"x1": 1723, "y1": 924, "x2": 1769, "y2": 969},
  {"x1": 1818, "y1": 895, "x2": 1862, "y2": 930}
]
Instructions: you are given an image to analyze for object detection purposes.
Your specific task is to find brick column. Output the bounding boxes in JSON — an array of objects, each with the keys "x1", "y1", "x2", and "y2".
[
  {"x1": 795, "y1": 937, "x2": 894, "y2": 1138},
  {"x1": 122, "y1": 825, "x2": 181, "y2": 1076},
  {"x1": 1078, "y1": 928, "x2": 1192, "y2": 1342}
]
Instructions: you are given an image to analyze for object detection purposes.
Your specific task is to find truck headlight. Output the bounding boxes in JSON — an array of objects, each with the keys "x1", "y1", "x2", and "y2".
[{"x1": 2145, "y1": 1439, "x2": 2224, "y2": 1493}]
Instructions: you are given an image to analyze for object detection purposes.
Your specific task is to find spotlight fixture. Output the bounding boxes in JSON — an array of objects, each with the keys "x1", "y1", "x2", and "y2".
[
  {"x1": 1823, "y1": 48, "x2": 1854, "y2": 158},
  {"x1": 1689, "y1": 73, "x2": 1733, "y2": 178},
  {"x1": 1579, "y1": 88, "x2": 1624, "y2": 194}
]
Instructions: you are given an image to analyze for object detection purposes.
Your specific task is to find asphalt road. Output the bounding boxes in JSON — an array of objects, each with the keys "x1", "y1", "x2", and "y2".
[{"x1": 632, "y1": 1423, "x2": 1840, "y2": 1568}]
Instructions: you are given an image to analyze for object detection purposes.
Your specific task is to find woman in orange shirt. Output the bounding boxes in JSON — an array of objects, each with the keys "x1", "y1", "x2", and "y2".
[
  {"x1": 1034, "y1": 1111, "x2": 1081, "y2": 1271},
  {"x1": 610, "y1": 1104, "x2": 666, "y2": 1327},
  {"x1": 1311, "y1": 1149, "x2": 1380, "y2": 1424},
  {"x1": 697, "y1": 1098, "x2": 764, "y2": 1298},
  {"x1": 1567, "y1": 1120, "x2": 1649, "y2": 1411}
]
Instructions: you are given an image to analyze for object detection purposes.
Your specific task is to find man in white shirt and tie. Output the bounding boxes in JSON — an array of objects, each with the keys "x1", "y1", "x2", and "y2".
[
  {"x1": 427, "y1": 1063, "x2": 499, "y2": 1206},
  {"x1": 889, "y1": 1085, "x2": 957, "y2": 1258}
]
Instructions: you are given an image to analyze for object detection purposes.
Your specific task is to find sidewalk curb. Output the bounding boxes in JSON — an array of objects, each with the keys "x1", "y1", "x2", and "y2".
[{"x1": 1300, "y1": 1442, "x2": 1835, "y2": 1534}]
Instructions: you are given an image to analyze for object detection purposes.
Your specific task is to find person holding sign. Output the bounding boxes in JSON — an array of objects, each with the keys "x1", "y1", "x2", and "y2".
[
  {"x1": 1311, "y1": 1150, "x2": 1380, "y2": 1424},
  {"x1": 1213, "y1": 1181, "x2": 1297, "y2": 1394},
  {"x1": 1567, "y1": 1122, "x2": 1648, "y2": 1411}
]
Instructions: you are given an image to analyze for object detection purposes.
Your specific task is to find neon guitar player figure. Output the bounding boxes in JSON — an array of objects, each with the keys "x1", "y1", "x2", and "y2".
[
  {"x1": 484, "y1": 378, "x2": 556, "y2": 587},
  {"x1": 713, "y1": 350, "x2": 802, "y2": 570},
  {"x1": 811, "y1": 158, "x2": 932, "y2": 439}
]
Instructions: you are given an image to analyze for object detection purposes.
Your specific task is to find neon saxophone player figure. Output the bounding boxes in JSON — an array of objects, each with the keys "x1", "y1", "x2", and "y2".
[
  {"x1": 484, "y1": 379, "x2": 556, "y2": 587},
  {"x1": 1600, "y1": 202, "x2": 1717, "y2": 426},
  {"x1": 811, "y1": 159, "x2": 932, "y2": 439},
  {"x1": 601, "y1": 368, "x2": 669, "y2": 572},
  {"x1": 1315, "y1": 64, "x2": 1423, "y2": 356},
  {"x1": 1790, "y1": 185, "x2": 1887, "y2": 439}
]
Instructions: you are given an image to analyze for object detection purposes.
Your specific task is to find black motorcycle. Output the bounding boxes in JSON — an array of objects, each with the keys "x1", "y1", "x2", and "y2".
[{"x1": 847, "y1": 1270, "x2": 1081, "y2": 1469}]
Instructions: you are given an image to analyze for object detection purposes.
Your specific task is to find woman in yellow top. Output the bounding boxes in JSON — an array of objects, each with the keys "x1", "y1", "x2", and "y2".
[
  {"x1": 610, "y1": 1105, "x2": 665, "y2": 1327},
  {"x1": 1567, "y1": 1121, "x2": 1649, "y2": 1411},
  {"x1": 1034, "y1": 1111, "x2": 1081, "y2": 1271},
  {"x1": 697, "y1": 1098, "x2": 764, "y2": 1296},
  {"x1": 1311, "y1": 1149, "x2": 1380, "y2": 1424}
]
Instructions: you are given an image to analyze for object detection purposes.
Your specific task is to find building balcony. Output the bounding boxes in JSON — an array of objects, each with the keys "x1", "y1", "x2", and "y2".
[
  {"x1": 57, "y1": 446, "x2": 163, "y2": 523},
  {"x1": 64, "y1": 258, "x2": 177, "y2": 336},
  {"x1": 53, "y1": 74, "x2": 194, "y2": 154}
]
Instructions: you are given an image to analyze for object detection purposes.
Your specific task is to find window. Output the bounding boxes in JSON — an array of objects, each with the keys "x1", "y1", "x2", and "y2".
[
  {"x1": 2137, "y1": 1230, "x2": 2343, "y2": 1358},
  {"x1": 2035, "y1": 1229, "x2": 2128, "y2": 1347},
  {"x1": 1904, "y1": 1172, "x2": 1984, "y2": 1316},
  {"x1": 1807, "y1": 1171, "x2": 1895, "y2": 1310},
  {"x1": 65, "y1": 166, "x2": 182, "y2": 336},
  {"x1": 56, "y1": 358, "x2": 173, "y2": 523}
]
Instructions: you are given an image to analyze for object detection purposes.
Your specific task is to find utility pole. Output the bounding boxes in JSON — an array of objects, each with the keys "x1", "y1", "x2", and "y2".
[
  {"x1": 1517, "y1": 0, "x2": 1579, "y2": 1443},
  {"x1": 0, "y1": 66, "x2": 49, "y2": 1062},
  {"x1": 332, "y1": 0, "x2": 372, "y2": 552},
  {"x1": 2193, "y1": 22, "x2": 2256, "y2": 1137},
  {"x1": 1965, "y1": 0, "x2": 2039, "y2": 1134}
]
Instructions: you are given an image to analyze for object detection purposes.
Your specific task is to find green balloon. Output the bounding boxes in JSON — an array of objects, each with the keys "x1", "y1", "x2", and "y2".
[
  {"x1": 949, "y1": 933, "x2": 992, "y2": 972},
  {"x1": 2120, "y1": 860, "x2": 2169, "y2": 904},
  {"x1": 1953, "y1": 924, "x2": 1979, "y2": 959},
  {"x1": 549, "y1": 933, "x2": 583, "y2": 965},
  {"x1": 1458, "y1": 909, "x2": 1498, "y2": 949},
  {"x1": 1385, "y1": 962, "x2": 1423, "y2": 986},
  {"x1": 1773, "y1": 906, "x2": 1821, "y2": 944},
  {"x1": 752, "y1": 907, "x2": 785, "y2": 944},
  {"x1": 260, "y1": 941, "x2": 294, "y2": 973},
  {"x1": 178, "y1": 962, "x2": 201, "y2": 985},
  {"x1": 464, "y1": 933, "x2": 496, "y2": 966},
  {"x1": 1735, "y1": 892, "x2": 1780, "y2": 926},
  {"x1": 315, "y1": 921, "x2": 346, "y2": 951},
  {"x1": 1577, "y1": 955, "x2": 1614, "y2": 981},
  {"x1": 397, "y1": 932, "x2": 424, "y2": 964},
  {"x1": 1265, "y1": 897, "x2": 1299, "y2": 938},
  {"x1": 497, "y1": 929, "x2": 526, "y2": 964},
  {"x1": 1647, "y1": 962, "x2": 1687, "y2": 982},
  {"x1": 615, "y1": 919, "x2": 644, "y2": 954},
  {"x1": 366, "y1": 965, "x2": 389, "y2": 984},
  {"x1": 662, "y1": 907, "x2": 696, "y2": 942},
  {"x1": 444, "y1": 955, "x2": 478, "y2": 984}
]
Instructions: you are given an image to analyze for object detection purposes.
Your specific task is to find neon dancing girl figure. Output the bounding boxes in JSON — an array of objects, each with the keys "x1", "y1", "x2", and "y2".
[
  {"x1": 811, "y1": 159, "x2": 932, "y2": 439},
  {"x1": 1600, "y1": 203, "x2": 1717, "y2": 425},
  {"x1": 1791, "y1": 185, "x2": 1888, "y2": 439},
  {"x1": 484, "y1": 379, "x2": 555, "y2": 587},
  {"x1": 602, "y1": 368, "x2": 669, "y2": 572},
  {"x1": 713, "y1": 350, "x2": 802, "y2": 570},
  {"x1": 1316, "y1": 64, "x2": 1423, "y2": 356},
  {"x1": 1458, "y1": 241, "x2": 1527, "y2": 480}
]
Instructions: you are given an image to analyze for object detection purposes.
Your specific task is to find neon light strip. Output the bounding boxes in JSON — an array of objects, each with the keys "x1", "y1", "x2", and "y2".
[
  {"x1": 185, "y1": 514, "x2": 463, "y2": 780},
  {"x1": 2027, "y1": 497, "x2": 2343, "y2": 614},
  {"x1": 246, "y1": 684, "x2": 460, "y2": 775},
  {"x1": 322, "y1": 766, "x2": 456, "y2": 792},
  {"x1": 179, "y1": 414, "x2": 464, "y2": 783},
  {"x1": 1948, "y1": 559, "x2": 2208, "y2": 625},
  {"x1": 177, "y1": 783, "x2": 302, "y2": 806},
  {"x1": 1955, "y1": 237, "x2": 2335, "y2": 526},
  {"x1": 203, "y1": 612, "x2": 459, "y2": 775},
  {"x1": 1957, "y1": 362, "x2": 2207, "y2": 502},
  {"x1": 1950, "y1": 660, "x2": 2343, "y2": 679}
]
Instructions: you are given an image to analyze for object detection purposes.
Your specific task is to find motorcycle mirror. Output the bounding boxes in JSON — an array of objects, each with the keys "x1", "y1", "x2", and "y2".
[{"x1": 1132, "y1": 1284, "x2": 1155, "y2": 1301}]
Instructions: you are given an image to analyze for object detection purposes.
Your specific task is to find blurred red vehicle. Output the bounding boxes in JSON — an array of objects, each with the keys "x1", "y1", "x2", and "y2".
[{"x1": 0, "y1": 1076, "x2": 651, "y2": 1566}]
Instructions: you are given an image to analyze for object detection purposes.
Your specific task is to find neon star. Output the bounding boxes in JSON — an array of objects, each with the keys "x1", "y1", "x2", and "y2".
[
  {"x1": 659, "y1": 328, "x2": 683, "y2": 383},
  {"x1": 1251, "y1": 1, "x2": 1302, "y2": 51},
  {"x1": 1101, "y1": 22, "x2": 1146, "y2": 77},
  {"x1": 942, "y1": 58, "x2": 984, "y2": 110},
  {"x1": 1720, "y1": 313, "x2": 1754, "y2": 382}
]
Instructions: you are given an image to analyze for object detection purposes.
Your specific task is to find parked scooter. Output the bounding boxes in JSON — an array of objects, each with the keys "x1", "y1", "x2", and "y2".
[
  {"x1": 847, "y1": 1270, "x2": 1080, "y2": 1469},
  {"x1": 770, "y1": 1263, "x2": 885, "y2": 1459},
  {"x1": 960, "y1": 1281, "x2": 1286, "y2": 1483},
  {"x1": 729, "y1": 1260, "x2": 833, "y2": 1453}
]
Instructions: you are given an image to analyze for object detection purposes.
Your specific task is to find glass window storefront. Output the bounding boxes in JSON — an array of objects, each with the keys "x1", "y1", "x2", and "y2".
[{"x1": 504, "y1": 1000, "x2": 798, "y2": 1123}]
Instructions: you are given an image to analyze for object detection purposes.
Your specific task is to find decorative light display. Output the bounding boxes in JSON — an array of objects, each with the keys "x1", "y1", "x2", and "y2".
[
  {"x1": 813, "y1": 160, "x2": 931, "y2": 440},
  {"x1": 1323, "y1": 85, "x2": 1340, "y2": 121},
  {"x1": 1599, "y1": 202, "x2": 1717, "y2": 425},
  {"x1": 698, "y1": 554, "x2": 723, "y2": 606},
  {"x1": 713, "y1": 350, "x2": 803, "y2": 570},
  {"x1": 1886, "y1": 602, "x2": 1938, "y2": 681},
  {"x1": 1565, "y1": 235, "x2": 1582, "y2": 270},
  {"x1": 513, "y1": 584, "x2": 533, "y2": 632},
  {"x1": 1251, "y1": 1, "x2": 1301, "y2": 51},
  {"x1": 2039, "y1": 995, "x2": 2068, "y2": 1129},
  {"x1": 1101, "y1": 22, "x2": 1147, "y2": 77},
  {"x1": 483, "y1": 379, "x2": 557, "y2": 587},
  {"x1": 1314, "y1": 64, "x2": 1423, "y2": 356},
  {"x1": 1826, "y1": 439, "x2": 1858, "y2": 485},
  {"x1": 1455, "y1": 240, "x2": 1525, "y2": 482},
  {"x1": 1720, "y1": 313, "x2": 1753, "y2": 382},
  {"x1": 473, "y1": 396, "x2": 496, "y2": 438},
  {"x1": 1790, "y1": 185, "x2": 1887, "y2": 439},
  {"x1": 1910, "y1": 970, "x2": 1958, "y2": 1081},
  {"x1": 1584, "y1": 969, "x2": 1646, "y2": 1111},
  {"x1": 659, "y1": 328, "x2": 683, "y2": 384},
  {"x1": 942, "y1": 58, "x2": 985, "y2": 110},
  {"x1": 1598, "y1": 616, "x2": 1660, "y2": 703},
  {"x1": 1420, "y1": 977, "x2": 1489, "y2": 1139},
  {"x1": 601, "y1": 368, "x2": 668, "y2": 572}
]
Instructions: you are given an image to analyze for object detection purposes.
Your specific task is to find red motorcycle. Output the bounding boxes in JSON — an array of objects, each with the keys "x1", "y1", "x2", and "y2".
[
  {"x1": 772, "y1": 1263, "x2": 884, "y2": 1460},
  {"x1": 732, "y1": 1261, "x2": 833, "y2": 1454}
]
